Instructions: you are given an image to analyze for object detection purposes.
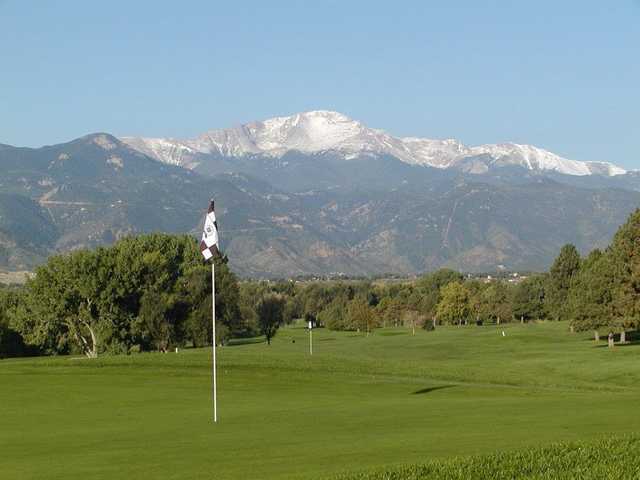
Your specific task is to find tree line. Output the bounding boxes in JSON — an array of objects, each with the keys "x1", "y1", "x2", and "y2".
[
  {"x1": 291, "y1": 209, "x2": 640, "y2": 340},
  {"x1": 2, "y1": 208, "x2": 640, "y2": 358},
  {"x1": 1, "y1": 235, "x2": 240, "y2": 358}
]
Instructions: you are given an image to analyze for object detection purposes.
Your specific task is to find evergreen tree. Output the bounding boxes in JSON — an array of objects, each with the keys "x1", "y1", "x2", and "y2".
[
  {"x1": 609, "y1": 208, "x2": 640, "y2": 330},
  {"x1": 545, "y1": 244, "x2": 581, "y2": 320},
  {"x1": 566, "y1": 249, "x2": 619, "y2": 332}
]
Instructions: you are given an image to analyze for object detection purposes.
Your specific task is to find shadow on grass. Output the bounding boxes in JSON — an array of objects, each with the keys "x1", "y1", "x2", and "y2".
[
  {"x1": 583, "y1": 329, "x2": 638, "y2": 340},
  {"x1": 378, "y1": 331, "x2": 408, "y2": 337},
  {"x1": 594, "y1": 342, "x2": 640, "y2": 349},
  {"x1": 319, "y1": 337, "x2": 336, "y2": 342},
  {"x1": 624, "y1": 330, "x2": 640, "y2": 342},
  {"x1": 226, "y1": 337, "x2": 265, "y2": 347},
  {"x1": 412, "y1": 385, "x2": 456, "y2": 395},
  {"x1": 588, "y1": 330, "x2": 640, "y2": 348}
]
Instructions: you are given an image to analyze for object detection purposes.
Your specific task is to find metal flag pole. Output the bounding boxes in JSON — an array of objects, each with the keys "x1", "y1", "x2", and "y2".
[
  {"x1": 211, "y1": 261, "x2": 218, "y2": 423},
  {"x1": 308, "y1": 319, "x2": 313, "y2": 355}
]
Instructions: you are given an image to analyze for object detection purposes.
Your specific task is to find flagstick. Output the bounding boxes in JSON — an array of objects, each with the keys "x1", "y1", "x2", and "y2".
[
  {"x1": 211, "y1": 261, "x2": 218, "y2": 423},
  {"x1": 309, "y1": 327, "x2": 313, "y2": 355}
]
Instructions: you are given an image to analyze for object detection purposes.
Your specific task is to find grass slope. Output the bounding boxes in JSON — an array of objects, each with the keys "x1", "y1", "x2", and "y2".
[
  {"x1": 331, "y1": 436, "x2": 640, "y2": 479},
  {"x1": 1, "y1": 322, "x2": 639, "y2": 479}
]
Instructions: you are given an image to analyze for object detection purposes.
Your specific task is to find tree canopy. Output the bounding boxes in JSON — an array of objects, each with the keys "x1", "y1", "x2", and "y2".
[{"x1": 8, "y1": 234, "x2": 241, "y2": 356}]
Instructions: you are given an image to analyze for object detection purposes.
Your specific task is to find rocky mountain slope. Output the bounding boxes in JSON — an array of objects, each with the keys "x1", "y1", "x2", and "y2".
[
  {"x1": 1, "y1": 121, "x2": 639, "y2": 277},
  {"x1": 0, "y1": 134, "x2": 291, "y2": 271}
]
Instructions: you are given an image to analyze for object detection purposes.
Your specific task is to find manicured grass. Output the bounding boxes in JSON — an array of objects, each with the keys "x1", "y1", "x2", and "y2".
[
  {"x1": 2, "y1": 322, "x2": 639, "y2": 479},
  {"x1": 331, "y1": 435, "x2": 640, "y2": 479}
]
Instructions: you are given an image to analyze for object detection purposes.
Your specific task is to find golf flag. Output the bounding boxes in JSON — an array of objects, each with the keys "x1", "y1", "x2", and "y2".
[
  {"x1": 201, "y1": 199, "x2": 220, "y2": 422},
  {"x1": 200, "y1": 200, "x2": 220, "y2": 261}
]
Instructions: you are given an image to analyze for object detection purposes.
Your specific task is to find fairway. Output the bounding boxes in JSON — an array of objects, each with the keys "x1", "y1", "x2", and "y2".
[{"x1": 2, "y1": 322, "x2": 640, "y2": 479}]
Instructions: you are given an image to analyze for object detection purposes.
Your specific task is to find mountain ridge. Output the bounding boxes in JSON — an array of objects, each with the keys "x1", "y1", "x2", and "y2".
[
  {"x1": 121, "y1": 110, "x2": 627, "y2": 177},
  {"x1": 1, "y1": 130, "x2": 639, "y2": 277}
]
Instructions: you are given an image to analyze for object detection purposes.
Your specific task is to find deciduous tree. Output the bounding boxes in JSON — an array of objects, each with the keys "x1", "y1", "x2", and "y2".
[
  {"x1": 436, "y1": 281, "x2": 471, "y2": 325},
  {"x1": 257, "y1": 294, "x2": 285, "y2": 345}
]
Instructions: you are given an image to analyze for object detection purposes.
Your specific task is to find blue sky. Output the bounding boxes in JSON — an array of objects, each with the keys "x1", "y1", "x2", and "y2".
[{"x1": 1, "y1": 1, "x2": 639, "y2": 167}]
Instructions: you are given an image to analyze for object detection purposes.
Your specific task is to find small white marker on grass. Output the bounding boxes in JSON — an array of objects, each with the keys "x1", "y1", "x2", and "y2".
[{"x1": 502, "y1": 331, "x2": 506, "y2": 337}]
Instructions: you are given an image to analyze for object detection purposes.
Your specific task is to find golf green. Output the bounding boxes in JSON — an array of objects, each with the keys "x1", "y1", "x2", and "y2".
[{"x1": 2, "y1": 322, "x2": 638, "y2": 479}]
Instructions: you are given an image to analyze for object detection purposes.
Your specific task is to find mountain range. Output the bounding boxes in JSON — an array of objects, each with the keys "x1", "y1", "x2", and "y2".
[
  {"x1": 1, "y1": 111, "x2": 639, "y2": 277},
  {"x1": 122, "y1": 110, "x2": 626, "y2": 177}
]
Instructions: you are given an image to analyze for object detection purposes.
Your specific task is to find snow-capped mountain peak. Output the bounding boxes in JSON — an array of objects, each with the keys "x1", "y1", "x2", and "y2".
[
  {"x1": 121, "y1": 111, "x2": 626, "y2": 177},
  {"x1": 207, "y1": 110, "x2": 371, "y2": 156}
]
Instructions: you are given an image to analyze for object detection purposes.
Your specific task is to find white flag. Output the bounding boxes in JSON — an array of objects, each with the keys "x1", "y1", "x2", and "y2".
[{"x1": 200, "y1": 200, "x2": 220, "y2": 261}]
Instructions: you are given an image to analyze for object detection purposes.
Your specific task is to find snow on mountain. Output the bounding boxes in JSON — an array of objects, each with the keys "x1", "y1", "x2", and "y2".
[
  {"x1": 400, "y1": 137, "x2": 470, "y2": 168},
  {"x1": 468, "y1": 143, "x2": 627, "y2": 177},
  {"x1": 121, "y1": 110, "x2": 626, "y2": 177},
  {"x1": 121, "y1": 137, "x2": 201, "y2": 169}
]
